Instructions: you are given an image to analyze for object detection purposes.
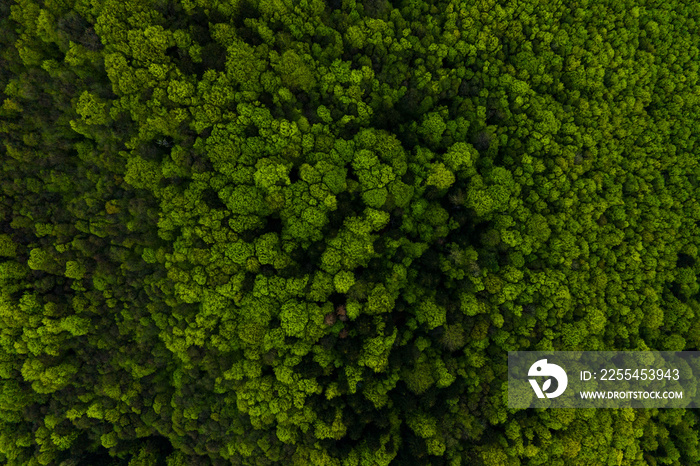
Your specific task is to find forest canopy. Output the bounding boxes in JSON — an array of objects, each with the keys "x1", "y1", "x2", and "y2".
[{"x1": 1, "y1": 0, "x2": 700, "y2": 464}]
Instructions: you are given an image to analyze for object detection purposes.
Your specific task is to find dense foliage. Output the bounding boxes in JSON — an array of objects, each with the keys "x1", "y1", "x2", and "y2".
[{"x1": 2, "y1": 0, "x2": 700, "y2": 464}]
